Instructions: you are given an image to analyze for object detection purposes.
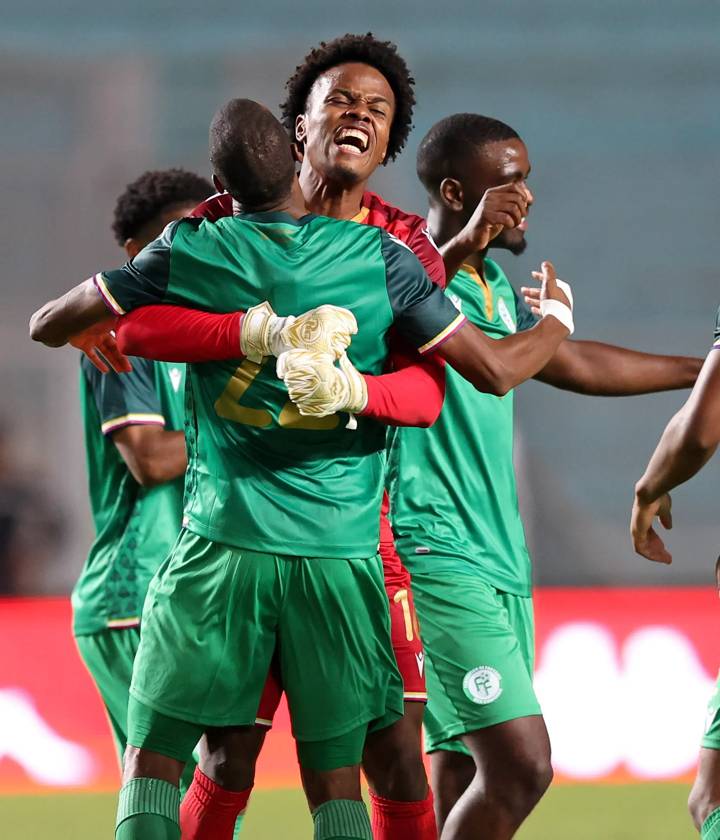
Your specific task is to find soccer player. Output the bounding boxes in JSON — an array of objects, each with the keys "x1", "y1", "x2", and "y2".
[
  {"x1": 85, "y1": 34, "x2": 546, "y2": 840},
  {"x1": 72, "y1": 169, "x2": 212, "y2": 791},
  {"x1": 30, "y1": 99, "x2": 572, "y2": 840},
  {"x1": 631, "y1": 312, "x2": 720, "y2": 840},
  {"x1": 372, "y1": 113, "x2": 702, "y2": 840}
]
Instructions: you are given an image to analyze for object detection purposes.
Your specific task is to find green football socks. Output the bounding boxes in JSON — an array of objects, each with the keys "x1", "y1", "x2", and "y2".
[
  {"x1": 116, "y1": 777, "x2": 180, "y2": 840},
  {"x1": 702, "y1": 807, "x2": 720, "y2": 840},
  {"x1": 312, "y1": 799, "x2": 372, "y2": 840}
]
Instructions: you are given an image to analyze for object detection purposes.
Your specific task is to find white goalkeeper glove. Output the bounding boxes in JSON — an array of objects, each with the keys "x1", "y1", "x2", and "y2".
[
  {"x1": 240, "y1": 302, "x2": 358, "y2": 363},
  {"x1": 276, "y1": 349, "x2": 368, "y2": 417}
]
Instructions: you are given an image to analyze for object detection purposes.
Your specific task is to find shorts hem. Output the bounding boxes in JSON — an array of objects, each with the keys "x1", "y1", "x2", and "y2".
[
  {"x1": 425, "y1": 707, "x2": 543, "y2": 752},
  {"x1": 293, "y1": 704, "x2": 402, "y2": 744},
  {"x1": 701, "y1": 738, "x2": 720, "y2": 751},
  {"x1": 129, "y1": 688, "x2": 257, "y2": 729}
]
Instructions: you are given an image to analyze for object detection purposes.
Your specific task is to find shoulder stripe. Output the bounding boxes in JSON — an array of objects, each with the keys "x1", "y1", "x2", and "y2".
[
  {"x1": 94, "y1": 272, "x2": 126, "y2": 316},
  {"x1": 418, "y1": 313, "x2": 467, "y2": 354},
  {"x1": 101, "y1": 413, "x2": 166, "y2": 435}
]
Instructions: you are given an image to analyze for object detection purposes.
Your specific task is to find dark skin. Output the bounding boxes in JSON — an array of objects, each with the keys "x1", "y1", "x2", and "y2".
[{"x1": 426, "y1": 137, "x2": 703, "y2": 840}]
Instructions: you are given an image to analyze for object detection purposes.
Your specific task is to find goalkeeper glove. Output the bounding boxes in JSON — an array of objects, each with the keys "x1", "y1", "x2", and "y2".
[
  {"x1": 276, "y1": 350, "x2": 368, "y2": 417},
  {"x1": 240, "y1": 302, "x2": 358, "y2": 363}
]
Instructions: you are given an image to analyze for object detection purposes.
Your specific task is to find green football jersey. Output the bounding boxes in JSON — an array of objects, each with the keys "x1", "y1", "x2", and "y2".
[
  {"x1": 96, "y1": 211, "x2": 462, "y2": 558},
  {"x1": 387, "y1": 259, "x2": 537, "y2": 596},
  {"x1": 73, "y1": 356, "x2": 186, "y2": 635}
]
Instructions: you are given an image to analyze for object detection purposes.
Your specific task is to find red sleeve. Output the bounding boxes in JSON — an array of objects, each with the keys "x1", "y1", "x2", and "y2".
[
  {"x1": 116, "y1": 305, "x2": 243, "y2": 362},
  {"x1": 360, "y1": 337, "x2": 446, "y2": 427},
  {"x1": 188, "y1": 192, "x2": 233, "y2": 222},
  {"x1": 405, "y1": 222, "x2": 446, "y2": 289}
]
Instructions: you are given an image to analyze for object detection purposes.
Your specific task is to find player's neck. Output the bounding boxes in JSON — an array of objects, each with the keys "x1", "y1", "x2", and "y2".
[
  {"x1": 299, "y1": 165, "x2": 366, "y2": 220},
  {"x1": 428, "y1": 208, "x2": 488, "y2": 277},
  {"x1": 239, "y1": 180, "x2": 308, "y2": 219}
]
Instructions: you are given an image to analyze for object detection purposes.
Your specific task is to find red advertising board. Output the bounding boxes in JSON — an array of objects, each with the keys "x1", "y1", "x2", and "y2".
[{"x1": 1, "y1": 590, "x2": 718, "y2": 793}]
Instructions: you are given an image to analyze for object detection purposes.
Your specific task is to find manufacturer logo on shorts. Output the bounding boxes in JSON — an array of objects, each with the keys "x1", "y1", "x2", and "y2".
[
  {"x1": 498, "y1": 298, "x2": 516, "y2": 333},
  {"x1": 415, "y1": 652, "x2": 425, "y2": 677},
  {"x1": 463, "y1": 666, "x2": 503, "y2": 704}
]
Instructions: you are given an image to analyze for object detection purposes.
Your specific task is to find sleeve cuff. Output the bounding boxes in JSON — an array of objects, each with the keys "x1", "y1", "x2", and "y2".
[
  {"x1": 93, "y1": 272, "x2": 126, "y2": 316},
  {"x1": 417, "y1": 313, "x2": 467, "y2": 354},
  {"x1": 101, "y1": 413, "x2": 165, "y2": 435}
]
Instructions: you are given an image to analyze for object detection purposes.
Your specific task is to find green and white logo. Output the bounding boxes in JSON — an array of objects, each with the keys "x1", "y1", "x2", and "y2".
[
  {"x1": 497, "y1": 298, "x2": 516, "y2": 333},
  {"x1": 463, "y1": 666, "x2": 502, "y2": 704}
]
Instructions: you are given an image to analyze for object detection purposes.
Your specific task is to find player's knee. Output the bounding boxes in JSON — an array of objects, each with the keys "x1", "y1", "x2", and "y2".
[
  {"x1": 688, "y1": 782, "x2": 720, "y2": 830},
  {"x1": 363, "y1": 720, "x2": 427, "y2": 800},
  {"x1": 489, "y1": 752, "x2": 553, "y2": 816}
]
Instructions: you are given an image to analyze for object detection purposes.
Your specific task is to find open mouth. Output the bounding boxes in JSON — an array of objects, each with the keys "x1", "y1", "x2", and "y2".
[{"x1": 334, "y1": 126, "x2": 370, "y2": 156}]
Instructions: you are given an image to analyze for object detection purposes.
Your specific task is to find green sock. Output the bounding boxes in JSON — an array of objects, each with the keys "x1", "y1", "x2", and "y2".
[
  {"x1": 702, "y1": 808, "x2": 720, "y2": 839},
  {"x1": 312, "y1": 799, "x2": 371, "y2": 840},
  {"x1": 233, "y1": 812, "x2": 245, "y2": 838},
  {"x1": 116, "y1": 777, "x2": 180, "y2": 840}
]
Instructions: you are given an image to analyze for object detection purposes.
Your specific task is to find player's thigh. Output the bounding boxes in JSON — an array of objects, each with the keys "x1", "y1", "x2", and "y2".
[
  {"x1": 130, "y1": 530, "x2": 281, "y2": 727},
  {"x1": 690, "y1": 748, "x2": 720, "y2": 828},
  {"x1": 75, "y1": 627, "x2": 140, "y2": 761},
  {"x1": 279, "y1": 554, "x2": 403, "y2": 749},
  {"x1": 411, "y1": 574, "x2": 540, "y2": 753}
]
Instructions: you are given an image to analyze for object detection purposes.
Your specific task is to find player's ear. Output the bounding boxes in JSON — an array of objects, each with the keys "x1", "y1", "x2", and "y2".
[
  {"x1": 295, "y1": 114, "x2": 307, "y2": 145},
  {"x1": 440, "y1": 177, "x2": 464, "y2": 212},
  {"x1": 124, "y1": 238, "x2": 141, "y2": 259}
]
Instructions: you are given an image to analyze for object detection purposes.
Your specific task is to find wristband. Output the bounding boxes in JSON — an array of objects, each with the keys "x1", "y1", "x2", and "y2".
[{"x1": 540, "y1": 299, "x2": 574, "y2": 334}]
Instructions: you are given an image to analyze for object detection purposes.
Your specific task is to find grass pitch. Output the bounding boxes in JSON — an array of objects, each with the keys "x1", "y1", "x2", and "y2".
[{"x1": 2, "y1": 782, "x2": 696, "y2": 839}]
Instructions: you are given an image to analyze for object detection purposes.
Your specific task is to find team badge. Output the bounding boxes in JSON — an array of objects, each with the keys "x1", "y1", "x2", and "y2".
[
  {"x1": 448, "y1": 293, "x2": 463, "y2": 313},
  {"x1": 498, "y1": 298, "x2": 516, "y2": 333},
  {"x1": 463, "y1": 666, "x2": 503, "y2": 704},
  {"x1": 169, "y1": 367, "x2": 183, "y2": 392}
]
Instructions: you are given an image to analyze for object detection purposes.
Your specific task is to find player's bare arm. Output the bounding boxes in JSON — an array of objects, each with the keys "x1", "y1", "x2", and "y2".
[
  {"x1": 631, "y1": 348, "x2": 720, "y2": 564},
  {"x1": 534, "y1": 340, "x2": 701, "y2": 395},
  {"x1": 30, "y1": 278, "x2": 109, "y2": 348},
  {"x1": 112, "y1": 425, "x2": 187, "y2": 488}
]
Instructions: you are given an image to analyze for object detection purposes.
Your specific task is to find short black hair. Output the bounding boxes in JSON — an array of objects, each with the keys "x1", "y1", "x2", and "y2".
[
  {"x1": 417, "y1": 113, "x2": 521, "y2": 195},
  {"x1": 281, "y1": 33, "x2": 415, "y2": 163},
  {"x1": 112, "y1": 168, "x2": 213, "y2": 245},
  {"x1": 210, "y1": 98, "x2": 296, "y2": 209}
]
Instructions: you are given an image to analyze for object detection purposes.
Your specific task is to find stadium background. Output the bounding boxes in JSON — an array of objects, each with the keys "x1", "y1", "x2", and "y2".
[{"x1": 1, "y1": 1, "x2": 718, "y2": 837}]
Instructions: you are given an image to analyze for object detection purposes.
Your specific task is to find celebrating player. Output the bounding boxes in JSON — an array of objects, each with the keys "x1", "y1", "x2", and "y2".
[
  {"x1": 72, "y1": 169, "x2": 212, "y2": 794},
  {"x1": 76, "y1": 34, "x2": 571, "y2": 840},
  {"x1": 377, "y1": 113, "x2": 702, "y2": 840},
  {"x1": 631, "y1": 311, "x2": 720, "y2": 840},
  {"x1": 30, "y1": 98, "x2": 575, "y2": 840}
]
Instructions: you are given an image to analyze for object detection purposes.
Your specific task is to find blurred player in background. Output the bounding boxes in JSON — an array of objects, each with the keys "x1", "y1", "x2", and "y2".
[
  {"x1": 72, "y1": 169, "x2": 212, "y2": 796},
  {"x1": 382, "y1": 113, "x2": 703, "y2": 840},
  {"x1": 632, "y1": 309, "x2": 720, "y2": 840}
]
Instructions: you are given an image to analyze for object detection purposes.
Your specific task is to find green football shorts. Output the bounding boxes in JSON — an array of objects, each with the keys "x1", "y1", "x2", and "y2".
[
  {"x1": 129, "y1": 529, "x2": 403, "y2": 752},
  {"x1": 75, "y1": 627, "x2": 198, "y2": 789},
  {"x1": 702, "y1": 672, "x2": 720, "y2": 750},
  {"x1": 410, "y1": 573, "x2": 541, "y2": 754},
  {"x1": 75, "y1": 626, "x2": 141, "y2": 763}
]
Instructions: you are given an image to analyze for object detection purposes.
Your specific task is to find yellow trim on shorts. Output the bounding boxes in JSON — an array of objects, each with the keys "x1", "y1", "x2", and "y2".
[{"x1": 107, "y1": 616, "x2": 140, "y2": 628}]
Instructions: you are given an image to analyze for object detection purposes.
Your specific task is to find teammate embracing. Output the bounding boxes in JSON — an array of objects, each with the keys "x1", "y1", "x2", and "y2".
[{"x1": 383, "y1": 113, "x2": 702, "y2": 840}]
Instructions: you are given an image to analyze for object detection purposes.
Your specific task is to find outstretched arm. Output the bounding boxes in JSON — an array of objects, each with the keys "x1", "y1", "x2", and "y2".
[
  {"x1": 536, "y1": 340, "x2": 702, "y2": 395},
  {"x1": 631, "y1": 348, "x2": 720, "y2": 564}
]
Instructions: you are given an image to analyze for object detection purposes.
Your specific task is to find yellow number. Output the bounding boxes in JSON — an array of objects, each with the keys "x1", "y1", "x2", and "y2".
[
  {"x1": 393, "y1": 588, "x2": 421, "y2": 642},
  {"x1": 214, "y1": 359, "x2": 273, "y2": 428},
  {"x1": 215, "y1": 358, "x2": 340, "y2": 430},
  {"x1": 278, "y1": 401, "x2": 339, "y2": 430}
]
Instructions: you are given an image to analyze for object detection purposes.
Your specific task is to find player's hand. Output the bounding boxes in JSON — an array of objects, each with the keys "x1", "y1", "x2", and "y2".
[
  {"x1": 241, "y1": 302, "x2": 358, "y2": 363},
  {"x1": 459, "y1": 183, "x2": 530, "y2": 251},
  {"x1": 277, "y1": 350, "x2": 368, "y2": 417},
  {"x1": 630, "y1": 490, "x2": 673, "y2": 565},
  {"x1": 521, "y1": 261, "x2": 574, "y2": 334},
  {"x1": 69, "y1": 318, "x2": 133, "y2": 374}
]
